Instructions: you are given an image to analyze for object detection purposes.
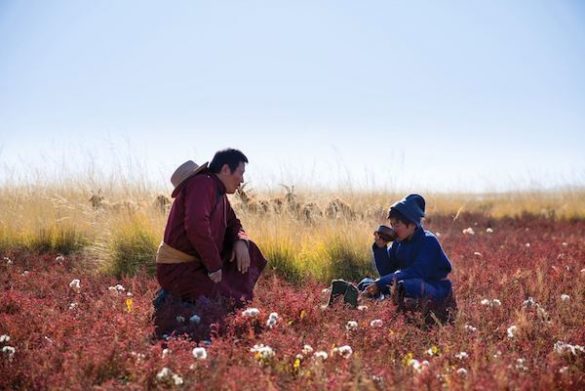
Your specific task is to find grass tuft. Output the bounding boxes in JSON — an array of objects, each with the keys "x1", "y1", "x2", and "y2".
[{"x1": 101, "y1": 216, "x2": 159, "y2": 279}]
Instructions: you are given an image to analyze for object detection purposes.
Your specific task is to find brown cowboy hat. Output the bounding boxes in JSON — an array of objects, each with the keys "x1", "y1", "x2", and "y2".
[{"x1": 170, "y1": 160, "x2": 208, "y2": 198}]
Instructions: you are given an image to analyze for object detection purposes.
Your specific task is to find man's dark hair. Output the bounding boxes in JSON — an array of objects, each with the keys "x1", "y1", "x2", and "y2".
[
  {"x1": 388, "y1": 208, "x2": 415, "y2": 226},
  {"x1": 209, "y1": 148, "x2": 248, "y2": 174}
]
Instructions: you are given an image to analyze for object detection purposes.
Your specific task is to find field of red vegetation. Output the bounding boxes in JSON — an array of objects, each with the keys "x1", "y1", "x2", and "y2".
[{"x1": 1, "y1": 213, "x2": 584, "y2": 390}]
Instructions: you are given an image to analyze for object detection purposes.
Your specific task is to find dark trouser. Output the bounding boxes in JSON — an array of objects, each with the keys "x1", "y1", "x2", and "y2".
[
  {"x1": 358, "y1": 277, "x2": 457, "y2": 324},
  {"x1": 153, "y1": 241, "x2": 267, "y2": 340}
]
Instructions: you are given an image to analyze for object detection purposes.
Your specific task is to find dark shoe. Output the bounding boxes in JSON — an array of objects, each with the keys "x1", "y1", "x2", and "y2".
[
  {"x1": 328, "y1": 279, "x2": 349, "y2": 306},
  {"x1": 152, "y1": 288, "x2": 169, "y2": 311},
  {"x1": 392, "y1": 282, "x2": 406, "y2": 308},
  {"x1": 343, "y1": 283, "x2": 359, "y2": 308}
]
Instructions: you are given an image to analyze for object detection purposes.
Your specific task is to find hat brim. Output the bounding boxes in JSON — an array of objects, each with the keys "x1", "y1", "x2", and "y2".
[{"x1": 171, "y1": 161, "x2": 209, "y2": 198}]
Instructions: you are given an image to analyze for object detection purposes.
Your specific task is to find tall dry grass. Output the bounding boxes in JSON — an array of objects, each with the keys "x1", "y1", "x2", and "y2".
[{"x1": 1, "y1": 180, "x2": 584, "y2": 282}]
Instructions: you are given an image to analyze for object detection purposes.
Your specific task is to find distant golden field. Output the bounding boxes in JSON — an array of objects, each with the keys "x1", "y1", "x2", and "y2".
[{"x1": 1, "y1": 181, "x2": 584, "y2": 282}]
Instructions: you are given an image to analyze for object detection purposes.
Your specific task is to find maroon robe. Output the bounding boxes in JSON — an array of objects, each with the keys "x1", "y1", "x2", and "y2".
[{"x1": 156, "y1": 171, "x2": 266, "y2": 303}]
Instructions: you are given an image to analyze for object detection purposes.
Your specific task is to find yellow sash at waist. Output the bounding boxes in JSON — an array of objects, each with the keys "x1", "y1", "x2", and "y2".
[{"x1": 156, "y1": 242, "x2": 199, "y2": 264}]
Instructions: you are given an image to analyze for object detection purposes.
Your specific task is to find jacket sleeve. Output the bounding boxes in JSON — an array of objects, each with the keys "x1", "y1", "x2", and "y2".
[
  {"x1": 372, "y1": 241, "x2": 399, "y2": 276},
  {"x1": 376, "y1": 236, "x2": 444, "y2": 288},
  {"x1": 183, "y1": 178, "x2": 223, "y2": 273}
]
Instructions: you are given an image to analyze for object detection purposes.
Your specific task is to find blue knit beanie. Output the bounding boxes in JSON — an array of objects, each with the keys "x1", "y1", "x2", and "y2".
[{"x1": 388, "y1": 194, "x2": 426, "y2": 226}]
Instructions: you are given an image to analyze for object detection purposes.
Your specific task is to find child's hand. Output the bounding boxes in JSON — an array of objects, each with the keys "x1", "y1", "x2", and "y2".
[
  {"x1": 365, "y1": 283, "x2": 380, "y2": 296},
  {"x1": 373, "y1": 232, "x2": 389, "y2": 248}
]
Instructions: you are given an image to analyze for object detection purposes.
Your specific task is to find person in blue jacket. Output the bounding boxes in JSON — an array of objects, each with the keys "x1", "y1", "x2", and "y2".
[{"x1": 361, "y1": 194, "x2": 454, "y2": 307}]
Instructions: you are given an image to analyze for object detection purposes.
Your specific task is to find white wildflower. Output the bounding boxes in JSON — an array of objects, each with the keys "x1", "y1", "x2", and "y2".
[
  {"x1": 69, "y1": 279, "x2": 81, "y2": 292},
  {"x1": 473, "y1": 252, "x2": 482, "y2": 257},
  {"x1": 176, "y1": 316, "x2": 185, "y2": 323},
  {"x1": 464, "y1": 324, "x2": 477, "y2": 333},
  {"x1": 481, "y1": 298, "x2": 501, "y2": 307},
  {"x1": 266, "y1": 312, "x2": 279, "y2": 328},
  {"x1": 515, "y1": 358, "x2": 528, "y2": 371},
  {"x1": 189, "y1": 314, "x2": 201, "y2": 324},
  {"x1": 409, "y1": 359, "x2": 430, "y2": 373},
  {"x1": 560, "y1": 294, "x2": 570, "y2": 302},
  {"x1": 192, "y1": 347, "x2": 207, "y2": 360},
  {"x1": 21, "y1": 271, "x2": 29, "y2": 276},
  {"x1": 313, "y1": 350, "x2": 328, "y2": 360},
  {"x1": 156, "y1": 367, "x2": 172, "y2": 381},
  {"x1": 370, "y1": 319, "x2": 383, "y2": 328},
  {"x1": 162, "y1": 348, "x2": 171, "y2": 358},
  {"x1": 3, "y1": 257, "x2": 13, "y2": 265},
  {"x1": 2, "y1": 346, "x2": 16, "y2": 361},
  {"x1": 250, "y1": 344, "x2": 275, "y2": 359},
  {"x1": 522, "y1": 297, "x2": 536, "y2": 308},
  {"x1": 455, "y1": 351, "x2": 469, "y2": 360},
  {"x1": 561, "y1": 242, "x2": 568, "y2": 247},
  {"x1": 68, "y1": 302, "x2": 78, "y2": 310},
  {"x1": 525, "y1": 243, "x2": 531, "y2": 247},
  {"x1": 346, "y1": 320, "x2": 358, "y2": 331},
  {"x1": 172, "y1": 374, "x2": 184, "y2": 386},
  {"x1": 486, "y1": 227, "x2": 494, "y2": 233},
  {"x1": 581, "y1": 268, "x2": 585, "y2": 274},
  {"x1": 55, "y1": 255, "x2": 65, "y2": 262},
  {"x1": 126, "y1": 292, "x2": 133, "y2": 297},
  {"x1": 357, "y1": 305, "x2": 368, "y2": 311},
  {"x1": 302, "y1": 344, "x2": 314, "y2": 355},
  {"x1": 332, "y1": 345, "x2": 353, "y2": 359},
  {"x1": 108, "y1": 284, "x2": 125, "y2": 294},
  {"x1": 507, "y1": 325, "x2": 518, "y2": 339},
  {"x1": 493, "y1": 350, "x2": 502, "y2": 359},
  {"x1": 559, "y1": 366, "x2": 569, "y2": 374},
  {"x1": 0, "y1": 335, "x2": 10, "y2": 343},
  {"x1": 242, "y1": 307, "x2": 260, "y2": 318},
  {"x1": 266, "y1": 317, "x2": 277, "y2": 329},
  {"x1": 456, "y1": 367, "x2": 467, "y2": 376},
  {"x1": 462, "y1": 227, "x2": 475, "y2": 235},
  {"x1": 130, "y1": 351, "x2": 145, "y2": 361},
  {"x1": 554, "y1": 341, "x2": 585, "y2": 356}
]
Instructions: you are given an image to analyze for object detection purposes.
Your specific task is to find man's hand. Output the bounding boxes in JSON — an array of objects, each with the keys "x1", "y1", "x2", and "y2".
[
  {"x1": 208, "y1": 269, "x2": 222, "y2": 283},
  {"x1": 373, "y1": 232, "x2": 390, "y2": 248},
  {"x1": 234, "y1": 240, "x2": 250, "y2": 274}
]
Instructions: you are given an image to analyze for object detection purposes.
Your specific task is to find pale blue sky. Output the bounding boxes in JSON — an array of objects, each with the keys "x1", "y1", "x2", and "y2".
[{"x1": 1, "y1": 0, "x2": 584, "y2": 192}]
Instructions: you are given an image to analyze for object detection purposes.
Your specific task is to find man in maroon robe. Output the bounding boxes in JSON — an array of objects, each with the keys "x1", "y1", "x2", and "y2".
[{"x1": 153, "y1": 148, "x2": 267, "y2": 339}]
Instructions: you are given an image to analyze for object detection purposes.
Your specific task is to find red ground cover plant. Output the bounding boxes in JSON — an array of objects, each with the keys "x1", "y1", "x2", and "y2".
[{"x1": 1, "y1": 214, "x2": 584, "y2": 390}]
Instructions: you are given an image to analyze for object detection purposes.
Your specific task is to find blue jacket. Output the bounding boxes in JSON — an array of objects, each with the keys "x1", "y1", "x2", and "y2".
[{"x1": 372, "y1": 227, "x2": 453, "y2": 299}]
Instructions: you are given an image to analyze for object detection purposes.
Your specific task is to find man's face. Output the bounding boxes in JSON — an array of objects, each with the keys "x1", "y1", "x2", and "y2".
[
  {"x1": 389, "y1": 218, "x2": 416, "y2": 241},
  {"x1": 219, "y1": 162, "x2": 245, "y2": 194}
]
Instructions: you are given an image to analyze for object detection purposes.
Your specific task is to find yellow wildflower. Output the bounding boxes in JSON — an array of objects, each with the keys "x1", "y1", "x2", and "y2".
[
  {"x1": 125, "y1": 298, "x2": 133, "y2": 312},
  {"x1": 293, "y1": 357, "x2": 301, "y2": 370},
  {"x1": 402, "y1": 352, "x2": 414, "y2": 366}
]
